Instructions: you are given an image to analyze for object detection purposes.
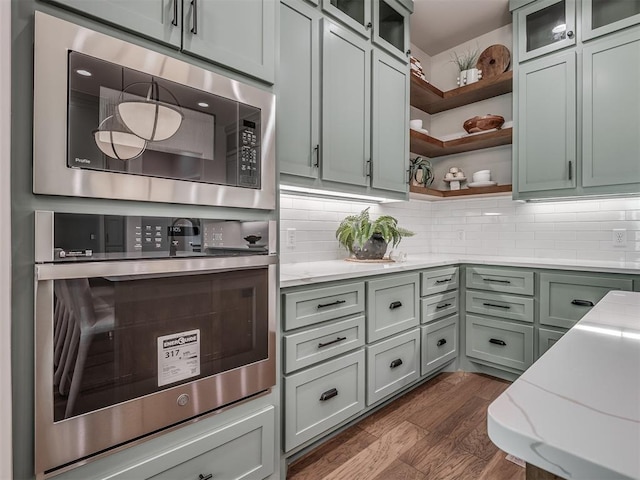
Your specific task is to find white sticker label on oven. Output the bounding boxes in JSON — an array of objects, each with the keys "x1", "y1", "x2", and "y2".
[{"x1": 157, "y1": 329, "x2": 201, "y2": 387}]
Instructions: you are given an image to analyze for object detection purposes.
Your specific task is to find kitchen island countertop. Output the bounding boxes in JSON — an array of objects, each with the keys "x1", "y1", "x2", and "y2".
[
  {"x1": 280, "y1": 254, "x2": 640, "y2": 288},
  {"x1": 488, "y1": 291, "x2": 640, "y2": 479}
]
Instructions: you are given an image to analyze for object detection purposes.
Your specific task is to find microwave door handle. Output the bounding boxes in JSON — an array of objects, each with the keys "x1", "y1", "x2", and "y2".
[{"x1": 35, "y1": 255, "x2": 277, "y2": 281}]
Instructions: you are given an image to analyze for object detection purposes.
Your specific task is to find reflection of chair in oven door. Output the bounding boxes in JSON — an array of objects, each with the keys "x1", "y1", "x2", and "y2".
[{"x1": 54, "y1": 278, "x2": 115, "y2": 418}]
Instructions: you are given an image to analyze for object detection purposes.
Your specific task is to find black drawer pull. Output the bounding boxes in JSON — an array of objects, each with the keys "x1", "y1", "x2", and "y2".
[
  {"x1": 483, "y1": 302, "x2": 511, "y2": 310},
  {"x1": 571, "y1": 299, "x2": 594, "y2": 307},
  {"x1": 389, "y1": 301, "x2": 402, "y2": 310},
  {"x1": 483, "y1": 278, "x2": 511, "y2": 284},
  {"x1": 318, "y1": 336, "x2": 347, "y2": 348},
  {"x1": 435, "y1": 278, "x2": 452, "y2": 284},
  {"x1": 199, "y1": 474, "x2": 213, "y2": 480},
  {"x1": 436, "y1": 338, "x2": 447, "y2": 347},
  {"x1": 317, "y1": 299, "x2": 346, "y2": 309},
  {"x1": 489, "y1": 338, "x2": 506, "y2": 346},
  {"x1": 319, "y1": 388, "x2": 338, "y2": 401},
  {"x1": 436, "y1": 303, "x2": 452, "y2": 310},
  {"x1": 389, "y1": 358, "x2": 403, "y2": 369}
]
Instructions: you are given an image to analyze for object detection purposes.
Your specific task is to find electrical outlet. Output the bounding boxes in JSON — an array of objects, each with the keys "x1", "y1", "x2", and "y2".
[
  {"x1": 612, "y1": 229, "x2": 627, "y2": 247},
  {"x1": 286, "y1": 228, "x2": 296, "y2": 248},
  {"x1": 456, "y1": 230, "x2": 465, "y2": 241}
]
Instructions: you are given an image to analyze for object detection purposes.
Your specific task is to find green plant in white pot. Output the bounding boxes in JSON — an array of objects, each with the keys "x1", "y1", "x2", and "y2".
[{"x1": 335, "y1": 208, "x2": 414, "y2": 260}]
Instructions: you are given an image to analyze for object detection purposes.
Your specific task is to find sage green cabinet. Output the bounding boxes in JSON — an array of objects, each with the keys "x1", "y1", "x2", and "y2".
[
  {"x1": 515, "y1": 51, "x2": 577, "y2": 194},
  {"x1": 582, "y1": 28, "x2": 640, "y2": 188},
  {"x1": 538, "y1": 327, "x2": 566, "y2": 357},
  {"x1": 44, "y1": 0, "x2": 276, "y2": 83},
  {"x1": 465, "y1": 290, "x2": 534, "y2": 324},
  {"x1": 539, "y1": 272, "x2": 633, "y2": 329},
  {"x1": 366, "y1": 273, "x2": 419, "y2": 342},
  {"x1": 372, "y1": 0, "x2": 411, "y2": 61},
  {"x1": 371, "y1": 50, "x2": 409, "y2": 193},
  {"x1": 278, "y1": 0, "x2": 321, "y2": 179},
  {"x1": 321, "y1": 0, "x2": 371, "y2": 38},
  {"x1": 421, "y1": 315, "x2": 458, "y2": 377},
  {"x1": 582, "y1": 0, "x2": 640, "y2": 40},
  {"x1": 465, "y1": 266, "x2": 534, "y2": 296},
  {"x1": 322, "y1": 19, "x2": 372, "y2": 187},
  {"x1": 516, "y1": 0, "x2": 576, "y2": 62}
]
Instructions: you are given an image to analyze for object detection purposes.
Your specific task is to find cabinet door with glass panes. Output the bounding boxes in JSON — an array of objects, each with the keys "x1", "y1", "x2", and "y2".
[
  {"x1": 516, "y1": 0, "x2": 576, "y2": 62},
  {"x1": 582, "y1": 0, "x2": 640, "y2": 40},
  {"x1": 372, "y1": 0, "x2": 410, "y2": 62},
  {"x1": 321, "y1": 0, "x2": 372, "y2": 38}
]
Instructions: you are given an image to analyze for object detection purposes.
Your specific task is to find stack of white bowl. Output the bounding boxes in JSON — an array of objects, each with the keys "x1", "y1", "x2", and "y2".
[{"x1": 469, "y1": 170, "x2": 496, "y2": 187}]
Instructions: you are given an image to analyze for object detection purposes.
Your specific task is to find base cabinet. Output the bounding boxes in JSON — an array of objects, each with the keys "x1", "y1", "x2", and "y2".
[
  {"x1": 538, "y1": 327, "x2": 566, "y2": 358},
  {"x1": 421, "y1": 315, "x2": 458, "y2": 377}
]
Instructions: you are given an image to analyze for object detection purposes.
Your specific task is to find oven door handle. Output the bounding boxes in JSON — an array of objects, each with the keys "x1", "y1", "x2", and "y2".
[{"x1": 35, "y1": 255, "x2": 277, "y2": 281}]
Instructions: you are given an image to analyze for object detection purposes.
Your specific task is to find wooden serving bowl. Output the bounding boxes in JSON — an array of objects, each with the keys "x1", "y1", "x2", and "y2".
[{"x1": 463, "y1": 115, "x2": 505, "y2": 134}]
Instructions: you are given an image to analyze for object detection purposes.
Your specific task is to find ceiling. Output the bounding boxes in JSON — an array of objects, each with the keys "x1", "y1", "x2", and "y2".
[{"x1": 410, "y1": 0, "x2": 512, "y2": 56}]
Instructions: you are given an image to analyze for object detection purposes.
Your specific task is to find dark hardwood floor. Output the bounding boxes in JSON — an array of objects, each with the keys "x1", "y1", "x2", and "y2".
[{"x1": 287, "y1": 372, "x2": 525, "y2": 480}]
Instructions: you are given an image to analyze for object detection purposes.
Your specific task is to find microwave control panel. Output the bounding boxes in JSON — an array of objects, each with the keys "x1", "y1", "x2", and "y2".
[{"x1": 238, "y1": 120, "x2": 260, "y2": 188}]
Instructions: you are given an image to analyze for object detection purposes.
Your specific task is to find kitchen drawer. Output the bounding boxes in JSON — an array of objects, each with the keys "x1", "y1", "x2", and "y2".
[
  {"x1": 366, "y1": 328, "x2": 420, "y2": 405},
  {"x1": 112, "y1": 407, "x2": 275, "y2": 480},
  {"x1": 465, "y1": 290, "x2": 534, "y2": 323},
  {"x1": 538, "y1": 327, "x2": 566, "y2": 358},
  {"x1": 466, "y1": 267, "x2": 534, "y2": 295},
  {"x1": 465, "y1": 314, "x2": 534, "y2": 372},
  {"x1": 421, "y1": 266, "x2": 459, "y2": 296},
  {"x1": 421, "y1": 290, "x2": 458, "y2": 324},
  {"x1": 284, "y1": 349, "x2": 365, "y2": 451},
  {"x1": 421, "y1": 315, "x2": 458, "y2": 377},
  {"x1": 540, "y1": 272, "x2": 633, "y2": 329},
  {"x1": 283, "y1": 315, "x2": 365, "y2": 373},
  {"x1": 366, "y1": 273, "x2": 419, "y2": 342},
  {"x1": 283, "y1": 281, "x2": 365, "y2": 331}
]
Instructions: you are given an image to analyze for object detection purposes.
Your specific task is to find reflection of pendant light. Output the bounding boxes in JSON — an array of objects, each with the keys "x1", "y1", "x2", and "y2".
[
  {"x1": 93, "y1": 115, "x2": 147, "y2": 160},
  {"x1": 117, "y1": 81, "x2": 183, "y2": 142}
]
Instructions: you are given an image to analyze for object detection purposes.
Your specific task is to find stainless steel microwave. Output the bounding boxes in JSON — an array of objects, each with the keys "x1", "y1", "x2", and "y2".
[{"x1": 33, "y1": 12, "x2": 275, "y2": 209}]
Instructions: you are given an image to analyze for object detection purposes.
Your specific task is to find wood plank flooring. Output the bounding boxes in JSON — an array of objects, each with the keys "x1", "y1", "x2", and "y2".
[{"x1": 287, "y1": 372, "x2": 525, "y2": 480}]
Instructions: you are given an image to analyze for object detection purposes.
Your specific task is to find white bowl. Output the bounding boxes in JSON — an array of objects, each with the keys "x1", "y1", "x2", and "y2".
[
  {"x1": 409, "y1": 119, "x2": 423, "y2": 130},
  {"x1": 472, "y1": 171, "x2": 491, "y2": 182}
]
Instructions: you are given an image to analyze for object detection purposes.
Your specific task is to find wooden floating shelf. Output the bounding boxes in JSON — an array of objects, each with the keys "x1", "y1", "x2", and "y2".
[
  {"x1": 410, "y1": 127, "x2": 512, "y2": 158},
  {"x1": 410, "y1": 70, "x2": 513, "y2": 114},
  {"x1": 410, "y1": 184, "x2": 512, "y2": 198}
]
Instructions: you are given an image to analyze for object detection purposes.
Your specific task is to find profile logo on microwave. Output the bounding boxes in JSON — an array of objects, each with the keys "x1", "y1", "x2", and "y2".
[{"x1": 163, "y1": 333, "x2": 198, "y2": 348}]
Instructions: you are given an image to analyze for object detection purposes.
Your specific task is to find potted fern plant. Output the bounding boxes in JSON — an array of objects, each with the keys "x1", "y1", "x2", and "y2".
[{"x1": 335, "y1": 208, "x2": 414, "y2": 260}]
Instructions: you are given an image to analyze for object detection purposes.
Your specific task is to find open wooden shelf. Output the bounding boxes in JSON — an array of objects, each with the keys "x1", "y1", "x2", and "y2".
[
  {"x1": 410, "y1": 70, "x2": 513, "y2": 114},
  {"x1": 410, "y1": 127, "x2": 512, "y2": 158},
  {"x1": 410, "y1": 184, "x2": 512, "y2": 198}
]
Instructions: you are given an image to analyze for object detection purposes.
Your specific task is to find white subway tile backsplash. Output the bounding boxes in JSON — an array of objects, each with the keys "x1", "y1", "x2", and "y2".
[{"x1": 280, "y1": 194, "x2": 640, "y2": 264}]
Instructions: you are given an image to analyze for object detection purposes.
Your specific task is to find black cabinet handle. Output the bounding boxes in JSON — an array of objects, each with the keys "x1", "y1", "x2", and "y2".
[
  {"x1": 317, "y1": 299, "x2": 346, "y2": 309},
  {"x1": 567, "y1": 30, "x2": 574, "y2": 38},
  {"x1": 571, "y1": 299, "x2": 594, "y2": 307},
  {"x1": 313, "y1": 144, "x2": 320, "y2": 168},
  {"x1": 190, "y1": 0, "x2": 198, "y2": 34},
  {"x1": 171, "y1": 0, "x2": 179, "y2": 26},
  {"x1": 483, "y1": 278, "x2": 511, "y2": 284},
  {"x1": 406, "y1": 49, "x2": 411, "y2": 56},
  {"x1": 366, "y1": 22, "x2": 372, "y2": 29},
  {"x1": 483, "y1": 302, "x2": 511, "y2": 310},
  {"x1": 318, "y1": 336, "x2": 347, "y2": 348},
  {"x1": 389, "y1": 358, "x2": 403, "y2": 369},
  {"x1": 319, "y1": 388, "x2": 338, "y2": 401},
  {"x1": 389, "y1": 301, "x2": 402, "y2": 310},
  {"x1": 198, "y1": 474, "x2": 213, "y2": 480},
  {"x1": 568, "y1": 160, "x2": 573, "y2": 180},
  {"x1": 489, "y1": 338, "x2": 506, "y2": 346},
  {"x1": 436, "y1": 303, "x2": 451, "y2": 310},
  {"x1": 436, "y1": 338, "x2": 447, "y2": 347},
  {"x1": 435, "y1": 278, "x2": 452, "y2": 284}
]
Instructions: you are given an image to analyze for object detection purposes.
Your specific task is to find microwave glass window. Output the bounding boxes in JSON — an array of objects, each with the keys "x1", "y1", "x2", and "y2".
[
  {"x1": 67, "y1": 51, "x2": 261, "y2": 189},
  {"x1": 52, "y1": 269, "x2": 268, "y2": 421}
]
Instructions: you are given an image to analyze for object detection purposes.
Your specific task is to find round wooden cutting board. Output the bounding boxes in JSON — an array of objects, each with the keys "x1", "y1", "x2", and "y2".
[{"x1": 476, "y1": 45, "x2": 511, "y2": 79}]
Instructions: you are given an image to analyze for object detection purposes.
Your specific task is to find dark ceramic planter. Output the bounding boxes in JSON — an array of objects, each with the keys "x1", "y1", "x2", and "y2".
[{"x1": 353, "y1": 234, "x2": 388, "y2": 260}]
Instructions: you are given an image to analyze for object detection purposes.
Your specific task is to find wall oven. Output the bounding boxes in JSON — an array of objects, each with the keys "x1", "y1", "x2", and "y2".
[
  {"x1": 34, "y1": 211, "x2": 277, "y2": 477},
  {"x1": 33, "y1": 12, "x2": 275, "y2": 209}
]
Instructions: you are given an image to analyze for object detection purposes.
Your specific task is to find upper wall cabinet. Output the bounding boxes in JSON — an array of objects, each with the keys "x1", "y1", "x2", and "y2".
[
  {"x1": 516, "y1": 0, "x2": 576, "y2": 62},
  {"x1": 41, "y1": 0, "x2": 276, "y2": 83},
  {"x1": 321, "y1": 0, "x2": 411, "y2": 62},
  {"x1": 582, "y1": 0, "x2": 640, "y2": 40},
  {"x1": 278, "y1": 0, "x2": 411, "y2": 200}
]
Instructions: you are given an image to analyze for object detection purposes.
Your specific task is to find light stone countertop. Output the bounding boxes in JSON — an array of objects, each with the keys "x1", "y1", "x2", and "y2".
[
  {"x1": 487, "y1": 291, "x2": 640, "y2": 479},
  {"x1": 280, "y1": 254, "x2": 640, "y2": 288}
]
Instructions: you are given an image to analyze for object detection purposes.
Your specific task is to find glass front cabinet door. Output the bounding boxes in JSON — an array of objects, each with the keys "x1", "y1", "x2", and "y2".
[
  {"x1": 322, "y1": 0, "x2": 372, "y2": 38},
  {"x1": 582, "y1": 0, "x2": 640, "y2": 40},
  {"x1": 517, "y1": 0, "x2": 576, "y2": 62},
  {"x1": 372, "y1": 0, "x2": 410, "y2": 62}
]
